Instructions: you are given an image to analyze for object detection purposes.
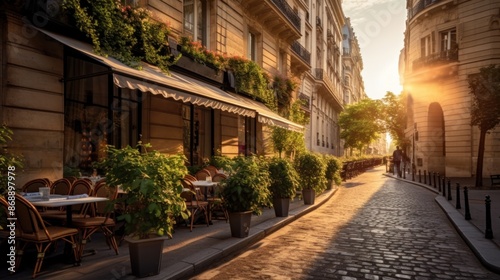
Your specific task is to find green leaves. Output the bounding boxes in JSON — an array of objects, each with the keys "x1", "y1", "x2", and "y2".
[{"x1": 95, "y1": 143, "x2": 188, "y2": 239}]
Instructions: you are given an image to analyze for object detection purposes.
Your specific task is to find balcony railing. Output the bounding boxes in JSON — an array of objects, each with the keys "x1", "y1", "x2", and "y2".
[
  {"x1": 408, "y1": 0, "x2": 443, "y2": 20},
  {"x1": 298, "y1": 92, "x2": 311, "y2": 112},
  {"x1": 412, "y1": 49, "x2": 458, "y2": 71},
  {"x1": 291, "y1": 41, "x2": 311, "y2": 66},
  {"x1": 270, "y1": 0, "x2": 301, "y2": 31}
]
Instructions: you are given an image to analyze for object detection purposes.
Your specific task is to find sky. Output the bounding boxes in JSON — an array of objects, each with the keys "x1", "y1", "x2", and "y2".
[{"x1": 342, "y1": 0, "x2": 407, "y2": 100}]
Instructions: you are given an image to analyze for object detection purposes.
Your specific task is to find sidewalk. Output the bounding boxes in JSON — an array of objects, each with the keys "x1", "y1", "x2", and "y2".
[
  {"x1": 3, "y1": 166, "x2": 499, "y2": 279},
  {"x1": 1, "y1": 185, "x2": 338, "y2": 280},
  {"x1": 385, "y1": 171, "x2": 500, "y2": 274}
]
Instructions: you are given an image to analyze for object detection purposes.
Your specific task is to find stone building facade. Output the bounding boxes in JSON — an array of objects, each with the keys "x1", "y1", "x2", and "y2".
[
  {"x1": 0, "y1": 0, "x2": 311, "y2": 184},
  {"x1": 401, "y1": 0, "x2": 500, "y2": 178}
]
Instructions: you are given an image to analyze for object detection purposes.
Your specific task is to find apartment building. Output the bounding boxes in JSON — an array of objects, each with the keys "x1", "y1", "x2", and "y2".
[{"x1": 401, "y1": 0, "x2": 500, "y2": 177}]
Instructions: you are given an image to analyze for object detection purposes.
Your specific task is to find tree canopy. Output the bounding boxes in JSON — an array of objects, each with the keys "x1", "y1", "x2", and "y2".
[
  {"x1": 381, "y1": 91, "x2": 407, "y2": 148},
  {"x1": 338, "y1": 98, "x2": 384, "y2": 155}
]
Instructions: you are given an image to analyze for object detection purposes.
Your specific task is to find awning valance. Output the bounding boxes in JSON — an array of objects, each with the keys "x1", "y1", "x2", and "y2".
[{"x1": 38, "y1": 29, "x2": 303, "y2": 131}]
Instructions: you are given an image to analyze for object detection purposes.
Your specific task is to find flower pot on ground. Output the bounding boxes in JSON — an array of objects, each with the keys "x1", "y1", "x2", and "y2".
[
  {"x1": 220, "y1": 156, "x2": 271, "y2": 238},
  {"x1": 267, "y1": 157, "x2": 299, "y2": 217},
  {"x1": 294, "y1": 152, "x2": 327, "y2": 205},
  {"x1": 95, "y1": 142, "x2": 188, "y2": 277},
  {"x1": 324, "y1": 155, "x2": 342, "y2": 190}
]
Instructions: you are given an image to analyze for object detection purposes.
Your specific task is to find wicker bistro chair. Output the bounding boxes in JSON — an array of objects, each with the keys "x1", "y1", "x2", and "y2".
[
  {"x1": 204, "y1": 165, "x2": 219, "y2": 177},
  {"x1": 50, "y1": 178, "x2": 72, "y2": 196},
  {"x1": 21, "y1": 178, "x2": 51, "y2": 193},
  {"x1": 184, "y1": 174, "x2": 197, "y2": 182},
  {"x1": 14, "y1": 194, "x2": 79, "y2": 278},
  {"x1": 194, "y1": 169, "x2": 211, "y2": 181},
  {"x1": 207, "y1": 173, "x2": 229, "y2": 222},
  {"x1": 71, "y1": 183, "x2": 119, "y2": 260},
  {"x1": 180, "y1": 179, "x2": 209, "y2": 231},
  {"x1": 0, "y1": 196, "x2": 11, "y2": 243}
]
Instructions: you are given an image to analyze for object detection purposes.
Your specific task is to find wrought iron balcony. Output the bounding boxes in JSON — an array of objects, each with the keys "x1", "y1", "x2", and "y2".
[
  {"x1": 270, "y1": 0, "x2": 301, "y2": 31},
  {"x1": 412, "y1": 49, "x2": 458, "y2": 71},
  {"x1": 408, "y1": 0, "x2": 444, "y2": 20},
  {"x1": 291, "y1": 41, "x2": 311, "y2": 66},
  {"x1": 298, "y1": 92, "x2": 311, "y2": 112}
]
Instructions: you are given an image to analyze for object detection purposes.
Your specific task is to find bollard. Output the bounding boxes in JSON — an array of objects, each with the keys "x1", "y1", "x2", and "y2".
[
  {"x1": 403, "y1": 166, "x2": 406, "y2": 179},
  {"x1": 419, "y1": 170, "x2": 421, "y2": 183},
  {"x1": 424, "y1": 170, "x2": 427, "y2": 184},
  {"x1": 485, "y1": 195, "x2": 493, "y2": 239},
  {"x1": 447, "y1": 179, "x2": 452, "y2": 201},
  {"x1": 464, "y1": 187, "x2": 471, "y2": 220},
  {"x1": 430, "y1": 171, "x2": 433, "y2": 186},
  {"x1": 442, "y1": 177, "x2": 446, "y2": 197},
  {"x1": 438, "y1": 173, "x2": 441, "y2": 191},
  {"x1": 433, "y1": 172, "x2": 437, "y2": 188},
  {"x1": 456, "y1": 183, "x2": 461, "y2": 209},
  {"x1": 412, "y1": 167, "x2": 415, "y2": 181}
]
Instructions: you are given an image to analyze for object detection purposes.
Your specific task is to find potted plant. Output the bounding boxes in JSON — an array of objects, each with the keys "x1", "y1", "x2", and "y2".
[
  {"x1": 294, "y1": 152, "x2": 327, "y2": 205},
  {"x1": 324, "y1": 155, "x2": 342, "y2": 190},
  {"x1": 95, "y1": 142, "x2": 188, "y2": 277},
  {"x1": 220, "y1": 156, "x2": 271, "y2": 238},
  {"x1": 267, "y1": 157, "x2": 299, "y2": 217}
]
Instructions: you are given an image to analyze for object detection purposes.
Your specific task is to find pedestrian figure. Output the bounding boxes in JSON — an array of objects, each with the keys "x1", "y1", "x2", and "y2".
[{"x1": 392, "y1": 146, "x2": 403, "y2": 177}]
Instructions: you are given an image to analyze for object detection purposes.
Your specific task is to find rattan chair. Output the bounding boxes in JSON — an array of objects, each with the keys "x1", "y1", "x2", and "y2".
[
  {"x1": 71, "y1": 183, "x2": 119, "y2": 259},
  {"x1": 21, "y1": 178, "x2": 51, "y2": 193},
  {"x1": 14, "y1": 194, "x2": 79, "y2": 278},
  {"x1": 180, "y1": 180, "x2": 209, "y2": 231},
  {"x1": 194, "y1": 169, "x2": 211, "y2": 181}
]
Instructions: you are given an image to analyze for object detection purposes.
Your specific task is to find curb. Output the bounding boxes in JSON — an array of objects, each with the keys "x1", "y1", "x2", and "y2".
[{"x1": 156, "y1": 188, "x2": 339, "y2": 280}]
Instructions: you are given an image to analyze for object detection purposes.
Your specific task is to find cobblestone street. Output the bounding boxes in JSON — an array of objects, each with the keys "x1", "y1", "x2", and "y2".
[{"x1": 191, "y1": 168, "x2": 500, "y2": 280}]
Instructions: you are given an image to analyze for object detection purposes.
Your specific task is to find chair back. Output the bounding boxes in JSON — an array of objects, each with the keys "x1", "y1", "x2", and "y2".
[
  {"x1": 70, "y1": 179, "x2": 93, "y2": 214},
  {"x1": 212, "y1": 173, "x2": 227, "y2": 183},
  {"x1": 64, "y1": 176, "x2": 78, "y2": 184},
  {"x1": 0, "y1": 196, "x2": 9, "y2": 230},
  {"x1": 14, "y1": 194, "x2": 51, "y2": 240},
  {"x1": 22, "y1": 178, "x2": 50, "y2": 193},
  {"x1": 205, "y1": 165, "x2": 218, "y2": 177},
  {"x1": 195, "y1": 169, "x2": 211, "y2": 181},
  {"x1": 180, "y1": 189, "x2": 195, "y2": 203},
  {"x1": 181, "y1": 178, "x2": 194, "y2": 190},
  {"x1": 184, "y1": 174, "x2": 197, "y2": 182},
  {"x1": 50, "y1": 178, "x2": 72, "y2": 195},
  {"x1": 93, "y1": 183, "x2": 117, "y2": 217}
]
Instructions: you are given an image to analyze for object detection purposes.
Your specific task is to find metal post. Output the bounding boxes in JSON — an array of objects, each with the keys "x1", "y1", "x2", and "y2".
[
  {"x1": 412, "y1": 167, "x2": 415, "y2": 181},
  {"x1": 447, "y1": 179, "x2": 452, "y2": 201},
  {"x1": 456, "y1": 183, "x2": 461, "y2": 209},
  {"x1": 433, "y1": 172, "x2": 437, "y2": 188},
  {"x1": 418, "y1": 170, "x2": 421, "y2": 183},
  {"x1": 442, "y1": 177, "x2": 446, "y2": 197},
  {"x1": 464, "y1": 187, "x2": 471, "y2": 220},
  {"x1": 438, "y1": 173, "x2": 441, "y2": 191},
  {"x1": 485, "y1": 195, "x2": 493, "y2": 239},
  {"x1": 424, "y1": 170, "x2": 427, "y2": 184}
]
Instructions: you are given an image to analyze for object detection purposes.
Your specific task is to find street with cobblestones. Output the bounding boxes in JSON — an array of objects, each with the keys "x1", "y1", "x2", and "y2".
[{"x1": 191, "y1": 168, "x2": 500, "y2": 280}]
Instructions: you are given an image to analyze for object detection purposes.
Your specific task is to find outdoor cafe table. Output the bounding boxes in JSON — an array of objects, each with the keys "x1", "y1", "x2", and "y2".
[
  {"x1": 28, "y1": 195, "x2": 108, "y2": 225},
  {"x1": 191, "y1": 181, "x2": 218, "y2": 201}
]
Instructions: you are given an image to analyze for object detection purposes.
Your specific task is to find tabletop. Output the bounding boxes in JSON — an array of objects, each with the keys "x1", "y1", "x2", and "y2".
[{"x1": 28, "y1": 196, "x2": 108, "y2": 207}]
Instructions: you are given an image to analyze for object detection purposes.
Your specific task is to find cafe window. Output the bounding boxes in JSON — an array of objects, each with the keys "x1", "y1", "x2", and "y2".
[
  {"x1": 238, "y1": 115, "x2": 256, "y2": 156},
  {"x1": 63, "y1": 51, "x2": 142, "y2": 175},
  {"x1": 183, "y1": 104, "x2": 213, "y2": 166}
]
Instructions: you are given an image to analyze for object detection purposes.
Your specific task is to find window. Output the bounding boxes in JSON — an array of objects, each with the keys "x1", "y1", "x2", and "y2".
[
  {"x1": 184, "y1": 0, "x2": 208, "y2": 45},
  {"x1": 278, "y1": 50, "x2": 286, "y2": 73},
  {"x1": 440, "y1": 29, "x2": 457, "y2": 58},
  {"x1": 183, "y1": 105, "x2": 213, "y2": 166},
  {"x1": 420, "y1": 35, "x2": 432, "y2": 57},
  {"x1": 64, "y1": 52, "x2": 141, "y2": 175},
  {"x1": 238, "y1": 116, "x2": 256, "y2": 155},
  {"x1": 248, "y1": 32, "x2": 256, "y2": 61}
]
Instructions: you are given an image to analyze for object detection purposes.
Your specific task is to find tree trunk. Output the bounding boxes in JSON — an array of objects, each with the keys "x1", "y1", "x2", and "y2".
[{"x1": 475, "y1": 129, "x2": 487, "y2": 187}]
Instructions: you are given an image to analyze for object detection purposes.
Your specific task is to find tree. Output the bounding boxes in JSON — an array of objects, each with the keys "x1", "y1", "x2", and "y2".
[
  {"x1": 381, "y1": 91, "x2": 407, "y2": 148},
  {"x1": 338, "y1": 99, "x2": 384, "y2": 156},
  {"x1": 468, "y1": 65, "x2": 500, "y2": 187}
]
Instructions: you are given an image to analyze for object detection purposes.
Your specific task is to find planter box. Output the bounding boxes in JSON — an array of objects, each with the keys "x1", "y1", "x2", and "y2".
[
  {"x1": 228, "y1": 211, "x2": 252, "y2": 238},
  {"x1": 174, "y1": 55, "x2": 224, "y2": 84},
  {"x1": 273, "y1": 197, "x2": 290, "y2": 217},
  {"x1": 302, "y1": 189, "x2": 316, "y2": 205},
  {"x1": 125, "y1": 235, "x2": 168, "y2": 278}
]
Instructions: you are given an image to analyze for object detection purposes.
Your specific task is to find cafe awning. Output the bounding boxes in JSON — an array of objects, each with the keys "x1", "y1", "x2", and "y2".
[{"x1": 38, "y1": 29, "x2": 303, "y2": 131}]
